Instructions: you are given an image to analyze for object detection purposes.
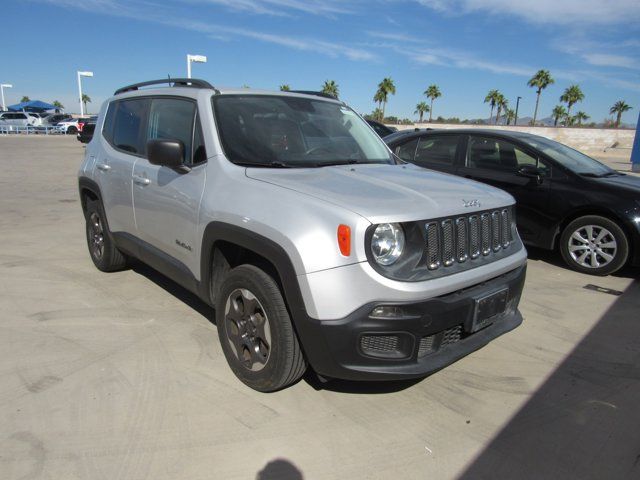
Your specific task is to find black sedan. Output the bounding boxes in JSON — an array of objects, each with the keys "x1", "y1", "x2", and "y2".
[{"x1": 385, "y1": 128, "x2": 640, "y2": 275}]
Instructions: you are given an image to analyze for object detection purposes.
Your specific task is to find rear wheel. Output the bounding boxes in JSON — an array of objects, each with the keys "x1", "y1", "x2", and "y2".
[
  {"x1": 85, "y1": 199, "x2": 127, "y2": 272},
  {"x1": 67, "y1": 126, "x2": 77, "y2": 134},
  {"x1": 559, "y1": 215, "x2": 628, "y2": 276},
  {"x1": 216, "y1": 265, "x2": 307, "y2": 392}
]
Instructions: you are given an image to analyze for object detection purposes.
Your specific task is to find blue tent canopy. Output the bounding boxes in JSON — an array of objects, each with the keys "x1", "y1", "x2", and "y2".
[{"x1": 8, "y1": 100, "x2": 58, "y2": 113}]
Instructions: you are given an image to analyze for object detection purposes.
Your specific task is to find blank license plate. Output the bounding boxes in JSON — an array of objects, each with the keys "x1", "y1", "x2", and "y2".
[{"x1": 472, "y1": 289, "x2": 508, "y2": 332}]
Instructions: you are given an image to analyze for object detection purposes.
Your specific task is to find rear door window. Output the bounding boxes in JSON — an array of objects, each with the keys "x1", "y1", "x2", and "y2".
[
  {"x1": 414, "y1": 135, "x2": 460, "y2": 167},
  {"x1": 111, "y1": 98, "x2": 149, "y2": 155},
  {"x1": 394, "y1": 138, "x2": 419, "y2": 162}
]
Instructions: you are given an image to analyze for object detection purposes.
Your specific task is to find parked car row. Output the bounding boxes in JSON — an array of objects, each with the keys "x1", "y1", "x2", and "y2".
[{"x1": 0, "y1": 111, "x2": 80, "y2": 130}]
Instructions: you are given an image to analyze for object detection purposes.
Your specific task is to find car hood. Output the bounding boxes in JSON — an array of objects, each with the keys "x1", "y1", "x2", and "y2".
[
  {"x1": 593, "y1": 173, "x2": 640, "y2": 193},
  {"x1": 246, "y1": 163, "x2": 514, "y2": 223}
]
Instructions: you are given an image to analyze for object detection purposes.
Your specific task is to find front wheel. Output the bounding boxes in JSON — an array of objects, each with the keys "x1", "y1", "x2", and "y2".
[
  {"x1": 216, "y1": 265, "x2": 307, "y2": 392},
  {"x1": 559, "y1": 215, "x2": 629, "y2": 276},
  {"x1": 85, "y1": 199, "x2": 128, "y2": 272}
]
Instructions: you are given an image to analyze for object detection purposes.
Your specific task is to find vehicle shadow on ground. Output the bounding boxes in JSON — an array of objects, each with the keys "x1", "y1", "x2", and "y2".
[
  {"x1": 526, "y1": 246, "x2": 640, "y2": 279},
  {"x1": 457, "y1": 280, "x2": 640, "y2": 480},
  {"x1": 130, "y1": 261, "x2": 216, "y2": 322},
  {"x1": 303, "y1": 369, "x2": 424, "y2": 394}
]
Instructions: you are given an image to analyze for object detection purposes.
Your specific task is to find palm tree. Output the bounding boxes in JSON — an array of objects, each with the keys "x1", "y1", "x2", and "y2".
[
  {"x1": 321, "y1": 80, "x2": 339, "y2": 98},
  {"x1": 495, "y1": 93, "x2": 507, "y2": 125},
  {"x1": 504, "y1": 108, "x2": 516, "y2": 126},
  {"x1": 424, "y1": 84, "x2": 441, "y2": 122},
  {"x1": 279, "y1": 84, "x2": 290, "y2": 91},
  {"x1": 20, "y1": 96, "x2": 30, "y2": 103},
  {"x1": 81, "y1": 94, "x2": 91, "y2": 114},
  {"x1": 414, "y1": 102, "x2": 430, "y2": 123},
  {"x1": 552, "y1": 105, "x2": 567, "y2": 126},
  {"x1": 559, "y1": 85, "x2": 584, "y2": 118},
  {"x1": 373, "y1": 90, "x2": 385, "y2": 120},
  {"x1": 484, "y1": 90, "x2": 499, "y2": 123},
  {"x1": 52, "y1": 100, "x2": 64, "y2": 109},
  {"x1": 376, "y1": 77, "x2": 396, "y2": 120},
  {"x1": 609, "y1": 100, "x2": 633, "y2": 128},
  {"x1": 574, "y1": 111, "x2": 590, "y2": 126},
  {"x1": 527, "y1": 70, "x2": 554, "y2": 125},
  {"x1": 371, "y1": 108, "x2": 384, "y2": 122}
]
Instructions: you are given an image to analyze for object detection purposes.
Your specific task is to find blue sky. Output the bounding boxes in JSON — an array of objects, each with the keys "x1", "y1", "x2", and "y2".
[{"x1": 3, "y1": 0, "x2": 639, "y2": 124}]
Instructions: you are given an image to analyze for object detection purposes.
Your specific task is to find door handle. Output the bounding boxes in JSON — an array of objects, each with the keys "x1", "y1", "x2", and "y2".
[
  {"x1": 132, "y1": 175, "x2": 150, "y2": 186},
  {"x1": 96, "y1": 163, "x2": 111, "y2": 171}
]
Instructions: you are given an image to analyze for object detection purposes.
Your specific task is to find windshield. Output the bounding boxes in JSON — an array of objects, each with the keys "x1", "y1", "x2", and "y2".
[
  {"x1": 520, "y1": 135, "x2": 615, "y2": 176},
  {"x1": 212, "y1": 95, "x2": 394, "y2": 167}
]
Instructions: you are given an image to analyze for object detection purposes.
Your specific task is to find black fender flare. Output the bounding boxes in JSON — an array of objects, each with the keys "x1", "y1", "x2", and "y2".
[
  {"x1": 199, "y1": 221, "x2": 307, "y2": 319},
  {"x1": 199, "y1": 222, "x2": 337, "y2": 372},
  {"x1": 78, "y1": 177, "x2": 103, "y2": 218}
]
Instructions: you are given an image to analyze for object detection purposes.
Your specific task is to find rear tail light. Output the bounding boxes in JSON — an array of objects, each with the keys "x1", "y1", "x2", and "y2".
[{"x1": 78, "y1": 122, "x2": 85, "y2": 132}]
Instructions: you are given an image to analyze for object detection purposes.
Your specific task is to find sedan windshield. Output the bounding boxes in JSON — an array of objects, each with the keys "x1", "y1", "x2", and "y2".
[
  {"x1": 212, "y1": 95, "x2": 394, "y2": 167},
  {"x1": 520, "y1": 135, "x2": 616, "y2": 177}
]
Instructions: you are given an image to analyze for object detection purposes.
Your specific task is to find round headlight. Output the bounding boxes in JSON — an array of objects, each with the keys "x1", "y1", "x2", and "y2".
[{"x1": 371, "y1": 223, "x2": 405, "y2": 265}]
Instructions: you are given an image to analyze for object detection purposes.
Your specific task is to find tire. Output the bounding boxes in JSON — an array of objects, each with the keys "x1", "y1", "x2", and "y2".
[
  {"x1": 85, "y1": 199, "x2": 128, "y2": 272},
  {"x1": 216, "y1": 265, "x2": 307, "y2": 392},
  {"x1": 559, "y1": 215, "x2": 629, "y2": 276},
  {"x1": 67, "y1": 126, "x2": 77, "y2": 134}
]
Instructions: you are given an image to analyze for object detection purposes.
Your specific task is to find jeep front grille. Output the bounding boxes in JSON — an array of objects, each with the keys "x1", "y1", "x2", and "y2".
[{"x1": 424, "y1": 208, "x2": 513, "y2": 271}]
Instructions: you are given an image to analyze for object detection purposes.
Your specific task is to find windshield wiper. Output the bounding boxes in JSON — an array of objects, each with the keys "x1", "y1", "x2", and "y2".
[
  {"x1": 313, "y1": 160, "x2": 386, "y2": 167},
  {"x1": 236, "y1": 161, "x2": 292, "y2": 168},
  {"x1": 579, "y1": 171, "x2": 619, "y2": 178}
]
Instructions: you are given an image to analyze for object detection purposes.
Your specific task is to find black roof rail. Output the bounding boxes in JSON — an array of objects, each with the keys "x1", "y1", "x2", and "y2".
[
  {"x1": 289, "y1": 90, "x2": 338, "y2": 100},
  {"x1": 114, "y1": 78, "x2": 217, "y2": 95}
]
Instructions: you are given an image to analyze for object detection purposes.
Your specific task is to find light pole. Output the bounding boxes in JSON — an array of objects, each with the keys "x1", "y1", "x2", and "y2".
[
  {"x1": 1, "y1": 84, "x2": 13, "y2": 111},
  {"x1": 77, "y1": 71, "x2": 93, "y2": 116},
  {"x1": 186, "y1": 54, "x2": 207, "y2": 79},
  {"x1": 514, "y1": 96, "x2": 522, "y2": 126}
]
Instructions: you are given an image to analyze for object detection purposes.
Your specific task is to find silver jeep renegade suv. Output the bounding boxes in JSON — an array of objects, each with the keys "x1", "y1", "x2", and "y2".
[{"x1": 78, "y1": 79, "x2": 527, "y2": 391}]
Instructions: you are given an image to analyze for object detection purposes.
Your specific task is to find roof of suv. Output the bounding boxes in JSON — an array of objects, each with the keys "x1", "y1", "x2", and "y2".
[{"x1": 112, "y1": 78, "x2": 342, "y2": 104}]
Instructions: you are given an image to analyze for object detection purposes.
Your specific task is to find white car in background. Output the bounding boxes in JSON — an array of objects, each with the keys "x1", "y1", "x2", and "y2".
[
  {"x1": 27, "y1": 113, "x2": 44, "y2": 126},
  {"x1": 0, "y1": 111, "x2": 33, "y2": 127},
  {"x1": 57, "y1": 118, "x2": 80, "y2": 134}
]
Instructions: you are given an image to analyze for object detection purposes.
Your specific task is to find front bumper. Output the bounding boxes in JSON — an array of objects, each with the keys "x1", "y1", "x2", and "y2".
[{"x1": 297, "y1": 264, "x2": 526, "y2": 381}]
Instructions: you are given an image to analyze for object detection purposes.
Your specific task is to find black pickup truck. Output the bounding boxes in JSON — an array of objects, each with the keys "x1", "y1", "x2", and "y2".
[{"x1": 76, "y1": 117, "x2": 96, "y2": 144}]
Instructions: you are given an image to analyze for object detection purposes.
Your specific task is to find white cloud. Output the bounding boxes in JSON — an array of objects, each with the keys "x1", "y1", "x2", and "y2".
[
  {"x1": 189, "y1": 0, "x2": 353, "y2": 17},
  {"x1": 416, "y1": 0, "x2": 640, "y2": 25},
  {"x1": 367, "y1": 31, "x2": 536, "y2": 76},
  {"x1": 582, "y1": 53, "x2": 639, "y2": 69},
  {"x1": 34, "y1": 0, "x2": 375, "y2": 62}
]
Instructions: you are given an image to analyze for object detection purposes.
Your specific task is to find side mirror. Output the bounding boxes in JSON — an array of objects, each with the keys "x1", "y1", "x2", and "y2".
[
  {"x1": 147, "y1": 139, "x2": 184, "y2": 168},
  {"x1": 517, "y1": 164, "x2": 543, "y2": 185}
]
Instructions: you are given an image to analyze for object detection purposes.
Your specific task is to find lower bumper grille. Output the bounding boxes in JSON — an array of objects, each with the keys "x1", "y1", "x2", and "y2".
[{"x1": 418, "y1": 324, "x2": 465, "y2": 358}]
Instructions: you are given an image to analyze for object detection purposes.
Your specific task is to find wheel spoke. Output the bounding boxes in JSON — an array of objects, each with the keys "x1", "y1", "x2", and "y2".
[
  {"x1": 589, "y1": 252, "x2": 599, "y2": 268},
  {"x1": 585, "y1": 225, "x2": 594, "y2": 241},
  {"x1": 594, "y1": 229, "x2": 607, "y2": 243},
  {"x1": 569, "y1": 244, "x2": 588, "y2": 252},
  {"x1": 599, "y1": 241, "x2": 616, "y2": 249},
  {"x1": 595, "y1": 249, "x2": 614, "y2": 262},
  {"x1": 571, "y1": 231, "x2": 589, "y2": 244},
  {"x1": 577, "y1": 251, "x2": 589, "y2": 265}
]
